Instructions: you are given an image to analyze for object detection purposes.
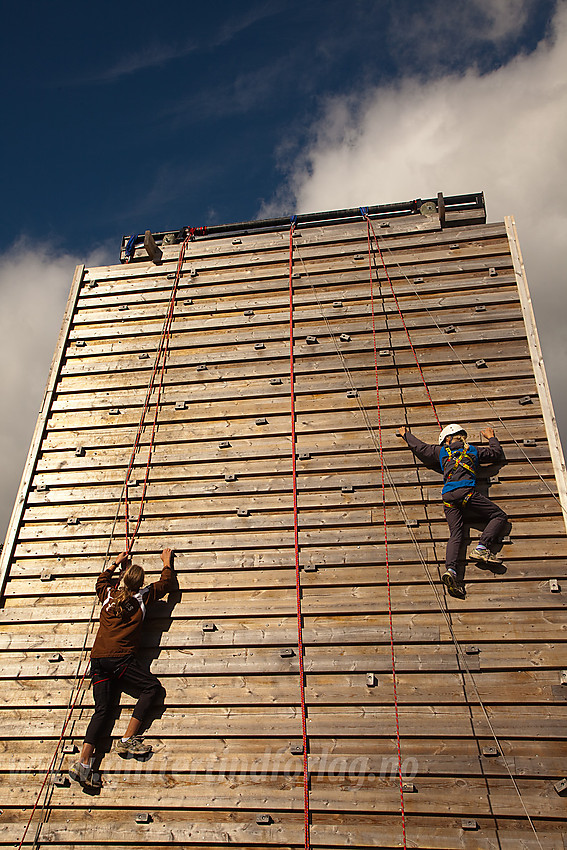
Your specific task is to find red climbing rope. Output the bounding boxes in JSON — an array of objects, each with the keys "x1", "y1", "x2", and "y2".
[
  {"x1": 364, "y1": 215, "x2": 441, "y2": 429},
  {"x1": 123, "y1": 236, "x2": 191, "y2": 552},
  {"x1": 366, "y1": 222, "x2": 408, "y2": 849},
  {"x1": 17, "y1": 664, "x2": 91, "y2": 849},
  {"x1": 288, "y1": 218, "x2": 311, "y2": 850}
]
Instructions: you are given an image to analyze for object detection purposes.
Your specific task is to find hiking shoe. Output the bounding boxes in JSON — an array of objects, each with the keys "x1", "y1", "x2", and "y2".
[
  {"x1": 68, "y1": 761, "x2": 101, "y2": 788},
  {"x1": 469, "y1": 546, "x2": 503, "y2": 566},
  {"x1": 116, "y1": 736, "x2": 152, "y2": 757},
  {"x1": 441, "y1": 571, "x2": 466, "y2": 600}
]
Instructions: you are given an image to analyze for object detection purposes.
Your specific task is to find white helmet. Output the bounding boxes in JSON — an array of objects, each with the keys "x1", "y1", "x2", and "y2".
[{"x1": 438, "y1": 423, "x2": 467, "y2": 445}]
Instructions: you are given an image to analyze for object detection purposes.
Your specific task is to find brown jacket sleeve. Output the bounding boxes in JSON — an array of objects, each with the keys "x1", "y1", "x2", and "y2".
[
  {"x1": 95, "y1": 569, "x2": 116, "y2": 602},
  {"x1": 140, "y1": 562, "x2": 175, "y2": 608}
]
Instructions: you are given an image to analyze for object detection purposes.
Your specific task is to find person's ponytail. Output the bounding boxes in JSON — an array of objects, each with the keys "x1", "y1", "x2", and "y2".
[{"x1": 112, "y1": 564, "x2": 145, "y2": 617}]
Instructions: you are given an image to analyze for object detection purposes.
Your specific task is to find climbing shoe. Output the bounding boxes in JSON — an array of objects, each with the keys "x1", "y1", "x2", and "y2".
[
  {"x1": 68, "y1": 762, "x2": 102, "y2": 789},
  {"x1": 469, "y1": 546, "x2": 503, "y2": 566},
  {"x1": 116, "y1": 735, "x2": 152, "y2": 757},
  {"x1": 441, "y1": 571, "x2": 466, "y2": 600}
]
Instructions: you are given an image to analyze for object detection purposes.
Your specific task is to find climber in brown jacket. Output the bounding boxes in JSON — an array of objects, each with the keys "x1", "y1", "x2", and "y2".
[{"x1": 69, "y1": 548, "x2": 175, "y2": 787}]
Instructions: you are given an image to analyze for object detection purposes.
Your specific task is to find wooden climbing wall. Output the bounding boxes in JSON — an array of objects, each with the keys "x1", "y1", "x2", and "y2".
[{"x1": 2, "y1": 193, "x2": 567, "y2": 849}]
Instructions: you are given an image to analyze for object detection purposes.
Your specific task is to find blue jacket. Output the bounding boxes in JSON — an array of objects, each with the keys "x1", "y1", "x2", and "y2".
[{"x1": 402, "y1": 433, "x2": 503, "y2": 497}]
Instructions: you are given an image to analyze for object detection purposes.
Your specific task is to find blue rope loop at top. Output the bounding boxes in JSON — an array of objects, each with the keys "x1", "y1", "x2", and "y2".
[
  {"x1": 360, "y1": 206, "x2": 369, "y2": 217},
  {"x1": 290, "y1": 215, "x2": 297, "y2": 225}
]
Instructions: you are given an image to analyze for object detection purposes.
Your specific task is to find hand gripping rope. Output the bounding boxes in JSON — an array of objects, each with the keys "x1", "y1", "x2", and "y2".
[
  {"x1": 364, "y1": 215, "x2": 408, "y2": 849},
  {"x1": 18, "y1": 237, "x2": 190, "y2": 849},
  {"x1": 288, "y1": 217, "x2": 311, "y2": 850}
]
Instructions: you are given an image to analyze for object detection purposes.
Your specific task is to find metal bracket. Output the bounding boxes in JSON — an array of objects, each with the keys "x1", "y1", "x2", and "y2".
[
  {"x1": 202, "y1": 622, "x2": 216, "y2": 632},
  {"x1": 489, "y1": 267, "x2": 497, "y2": 277},
  {"x1": 332, "y1": 301, "x2": 343, "y2": 308},
  {"x1": 237, "y1": 508, "x2": 249, "y2": 517},
  {"x1": 449, "y1": 244, "x2": 460, "y2": 250},
  {"x1": 402, "y1": 782, "x2": 416, "y2": 792},
  {"x1": 339, "y1": 334, "x2": 351, "y2": 342},
  {"x1": 49, "y1": 653, "x2": 63, "y2": 663},
  {"x1": 183, "y1": 298, "x2": 193, "y2": 305},
  {"x1": 119, "y1": 305, "x2": 129, "y2": 311},
  {"x1": 255, "y1": 417, "x2": 267, "y2": 425},
  {"x1": 167, "y1": 273, "x2": 176, "y2": 280},
  {"x1": 190, "y1": 267, "x2": 198, "y2": 278},
  {"x1": 244, "y1": 309, "x2": 254, "y2": 316},
  {"x1": 290, "y1": 744, "x2": 304, "y2": 755},
  {"x1": 232, "y1": 238, "x2": 242, "y2": 245},
  {"x1": 303, "y1": 563, "x2": 317, "y2": 572},
  {"x1": 379, "y1": 349, "x2": 391, "y2": 357},
  {"x1": 224, "y1": 474, "x2": 237, "y2": 482},
  {"x1": 53, "y1": 773, "x2": 69, "y2": 787},
  {"x1": 554, "y1": 778, "x2": 567, "y2": 796},
  {"x1": 67, "y1": 517, "x2": 79, "y2": 525},
  {"x1": 475, "y1": 304, "x2": 486, "y2": 312},
  {"x1": 41, "y1": 570, "x2": 52, "y2": 582},
  {"x1": 461, "y1": 819, "x2": 478, "y2": 830},
  {"x1": 280, "y1": 648, "x2": 295, "y2": 658},
  {"x1": 475, "y1": 359, "x2": 487, "y2": 368},
  {"x1": 254, "y1": 342, "x2": 265, "y2": 350},
  {"x1": 75, "y1": 340, "x2": 86, "y2": 347},
  {"x1": 175, "y1": 401, "x2": 187, "y2": 410},
  {"x1": 465, "y1": 645, "x2": 479, "y2": 655},
  {"x1": 341, "y1": 485, "x2": 354, "y2": 493},
  {"x1": 346, "y1": 390, "x2": 358, "y2": 398},
  {"x1": 366, "y1": 673, "x2": 376, "y2": 687},
  {"x1": 353, "y1": 254, "x2": 365, "y2": 261},
  {"x1": 108, "y1": 408, "x2": 121, "y2": 415},
  {"x1": 135, "y1": 812, "x2": 152, "y2": 824},
  {"x1": 219, "y1": 441, "x2": 231, "y2": 449},
  {"x1": 523, "y1": 438, "x2": 537, "y2": 446},
  {"x1": 519, "y1": 395, "x2": 532, "y2": 405},
  {"x1": 489, "y1": 476, "x2": 500, "y2": 484},
  {"x1": 406, "y1": 519, "x2": 419, "y2": 527},
  {"x1": 75, "y1": 446, "x2": 85, "y2": 457},
  {"x1": 36, "y1": 484, "x2": 49, "y2": 492},
  {"x1": 62, "y1": 742, "x2": 78, "y2": 754},
  {"x1": 256, "y1": 814, "x2": 271, "y2": 825},
  {"x1": 413, "y1": 277, "x2": 424, "y2": 284},
  {"x1": 380, "y1": 221, "x2": 390, "y2": 228},
  {"x1": 482, "y1": 746, "x2": 498, "y2": 757},
  {"x1": 444, "y1": 325, "x2": 457, "y2": 333},
  {"x1": 138, "y1": 352, "x2": 150, "y2": 359},
  {"x1": 197, "y1": 364, "x2": 207, "y2": 371},
  {"x1": 550, "y1": 579, "x2": 561, "y2": 593},
  {"x1": 299, "y1": 452, "x2": 311, "y2": 460},
  {"x1": 305, "y1": 336, "x2": 318, "y2": 345},
  {"x1": 270, "y1": 378, "x2": 282, "y2": 385}
]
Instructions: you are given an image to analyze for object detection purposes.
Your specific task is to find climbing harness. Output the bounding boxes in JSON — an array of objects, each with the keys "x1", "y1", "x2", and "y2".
[{"x1": 288, "y1": 216, "x2": 311, "y2": 850}]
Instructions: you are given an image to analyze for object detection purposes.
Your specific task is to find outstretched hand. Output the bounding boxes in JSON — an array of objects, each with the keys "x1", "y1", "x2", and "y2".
[
  {"x1": 481, "y1": 427, "x2": 495, "y2": 440},
  {"x1": 111, "y1": 551, "x2": 130, "y2": 571},
  {"x1": 161, "y1": 548, "x2": 174, "y2": 567},
  {"x1": 396, "y1": 426, "x2": 408, "y2": 437}
]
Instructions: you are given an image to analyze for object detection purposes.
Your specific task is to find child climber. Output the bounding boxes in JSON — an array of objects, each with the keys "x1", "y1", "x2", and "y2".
[
  {"x1": 69, "y1": 547, "x2": 175, "y2": 787},
  {"x1": 397, "y1": 424, "x2": 508, "y2": 600}
]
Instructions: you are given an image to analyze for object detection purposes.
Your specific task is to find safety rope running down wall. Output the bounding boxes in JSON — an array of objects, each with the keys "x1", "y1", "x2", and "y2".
[
  {"x1": 362, "y1": 211, "x2": 441, "y2": 429},
  {"x1": 123, "y1": 235, "x2": 191, "y2": 552},
  {"x1": 288, "y1": 218, "x2": 311, "y2": 850},
  {"x1": 365, "y1": 219, "x2": 408, "y2": 850},
  {"x1": 18, "y1": 237, "x2": 191, "y2": 850}
]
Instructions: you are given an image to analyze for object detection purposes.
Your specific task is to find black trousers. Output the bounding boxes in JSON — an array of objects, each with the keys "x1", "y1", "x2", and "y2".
[
  {"x1": 443, "y1": 491, "x2": 508, "y2": 572},
  {"x1": 84, "y1": 655, "x2": 164, "y2": 747}
]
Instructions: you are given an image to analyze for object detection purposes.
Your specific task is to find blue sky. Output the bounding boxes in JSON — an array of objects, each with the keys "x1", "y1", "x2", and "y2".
[
  {"x1": 1, "y1": 0, "x2": 566, "y2": 535},
  {"x1": 1, "y1": 0, "x2": 558, "y2": 254}
]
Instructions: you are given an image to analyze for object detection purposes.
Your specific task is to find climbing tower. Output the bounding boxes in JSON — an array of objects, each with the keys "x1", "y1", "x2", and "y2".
[{"x1": 2, "y1": 192, "x2": 567, "y2": 849}]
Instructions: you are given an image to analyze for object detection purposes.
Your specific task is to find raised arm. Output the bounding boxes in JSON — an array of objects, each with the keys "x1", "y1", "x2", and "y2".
[
  {"x1": 477, "y1": 427, "x2": 504, "y2": 463},
  {"x1": 95, "y1": 551, "x2": 130, "y2": 600},
  {"x1": 397, "y1": 426, "x2": 441, "y2": 468},
  {"x1": 144, "y1": 548, "x2": 176, "y2": 605}
]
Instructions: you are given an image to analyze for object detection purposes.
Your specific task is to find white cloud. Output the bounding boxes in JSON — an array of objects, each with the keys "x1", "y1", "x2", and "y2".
[
  {"x1": 267, "y1": 0, "x2": 567, "y2": 446},
  {"x1": 0, "y1": 240, "x2": 113, "y2": 538}
]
